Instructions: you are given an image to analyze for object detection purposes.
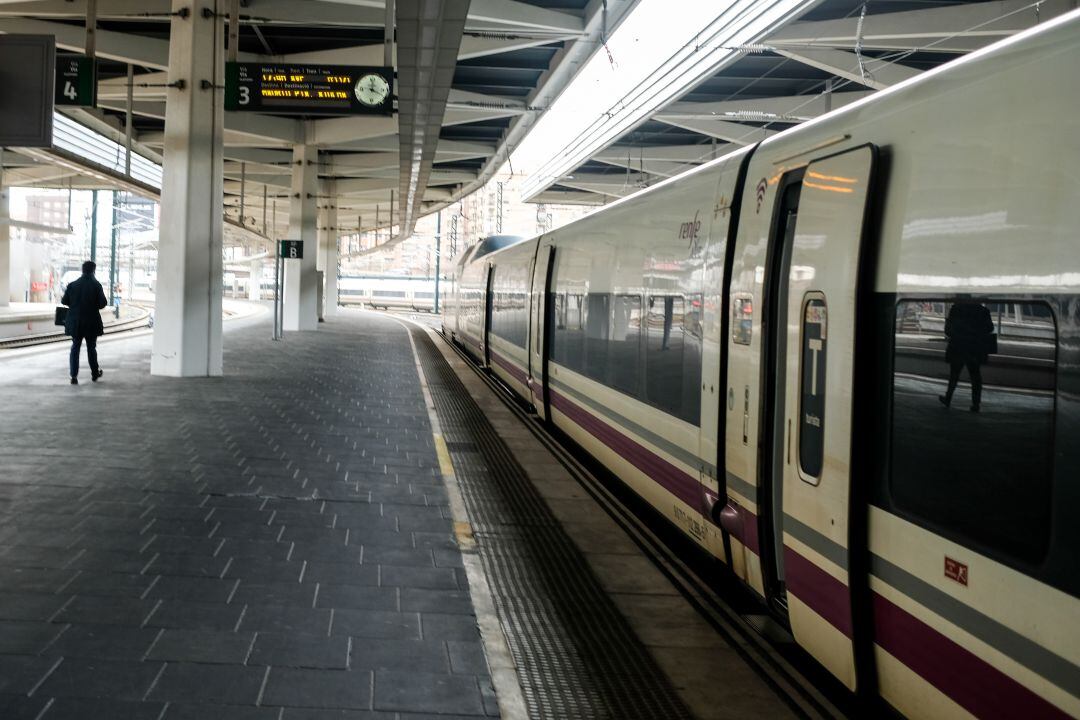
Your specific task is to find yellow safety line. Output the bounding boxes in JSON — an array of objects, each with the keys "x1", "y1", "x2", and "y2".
[{"x1": 433, "y1": 433, "x2": 456, "y2": 479}]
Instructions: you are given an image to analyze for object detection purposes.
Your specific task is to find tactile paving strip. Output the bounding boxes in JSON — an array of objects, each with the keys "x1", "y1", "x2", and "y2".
[{"x1": 412, "y1": 328, "x2": 694, "y2": 720}]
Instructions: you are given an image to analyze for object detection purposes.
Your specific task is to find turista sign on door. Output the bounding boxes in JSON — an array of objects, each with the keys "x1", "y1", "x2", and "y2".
[{"x1": 800, "y1": 297, "x2": 827, "y2": 480}]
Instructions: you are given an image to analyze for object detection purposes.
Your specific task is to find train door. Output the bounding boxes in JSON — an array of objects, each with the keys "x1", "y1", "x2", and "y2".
[
  {"x1": 483, "y1": 264, "x2": 495, "y2": 367},
  {"x1": 530, "y1": 243, "x2": 555, "y2": 420},
  {"x1": 764, "y1": 145, "x2": 877, "y2": 691}
]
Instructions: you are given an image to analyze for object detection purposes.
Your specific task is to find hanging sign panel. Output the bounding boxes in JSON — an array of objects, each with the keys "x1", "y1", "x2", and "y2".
[
  {"x1": 0, "y1": 35, "x2": 55, "y2": 147},
  {"x1": 55, "y1": 55, "x2": 96, "y2": 107},
  {"x1": 225, "y1": 63, "x2": 393, "y2": 115}
]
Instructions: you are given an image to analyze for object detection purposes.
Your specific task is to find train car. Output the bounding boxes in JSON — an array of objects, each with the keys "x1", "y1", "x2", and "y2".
[
  {"x1": 445, "y1": 235, "x2": 527, "y2": 362},
  {"x1": 443, "y1": 12, "x2": 1080, "y2": 719},
  {"x1": 339, "y1": 275, "x2": 438, "y2": 312}
]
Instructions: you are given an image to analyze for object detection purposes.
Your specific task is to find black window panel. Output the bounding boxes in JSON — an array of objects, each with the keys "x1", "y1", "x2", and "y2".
[
  {"x1": 645, "y1": 295, "x2": 701, "y2": 424},
  {"x1": 890, "y1": 298, "x2": 1056, "y2": 564},
  {"x1": 552, "y1": 293, "x2": 585, "y2": 369},
  {"x1": 610, "y1": 294, "x2": 643, "y2": 396},
  {"x1": 584, "y1": 293, "x2": 610, "y2": 380},
  {"x1": 491, "y1": 290, "x2": 528, "y2": 348}
]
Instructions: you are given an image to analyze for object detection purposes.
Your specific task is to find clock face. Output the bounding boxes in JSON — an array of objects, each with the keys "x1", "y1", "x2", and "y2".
[{"x1": 355, "y1": 73, "x2": 390, "y2": 107}]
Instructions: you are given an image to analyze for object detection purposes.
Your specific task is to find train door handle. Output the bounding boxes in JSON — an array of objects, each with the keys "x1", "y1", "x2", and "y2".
[
  {"x1": 742, "y1": 385, "x2": 750, "y2": 444},
  {"x1": 786, "y1": 418, "x2": 792, "y2": 465}
]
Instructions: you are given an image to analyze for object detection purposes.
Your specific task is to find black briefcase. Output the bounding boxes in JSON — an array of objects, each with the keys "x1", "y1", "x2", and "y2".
[{"x1": 54, "y1": 306, "x2": 68, "y2": 326}]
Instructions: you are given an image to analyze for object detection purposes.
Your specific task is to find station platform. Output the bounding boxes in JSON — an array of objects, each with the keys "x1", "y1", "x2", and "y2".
[{"x1": 0, "y1": 310, "x2": 819, "y2": 720}]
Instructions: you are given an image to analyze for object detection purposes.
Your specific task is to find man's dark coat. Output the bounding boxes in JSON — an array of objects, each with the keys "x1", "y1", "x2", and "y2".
[{"x1": 61, "y1": 274, "x2": 108, "y2": 338}]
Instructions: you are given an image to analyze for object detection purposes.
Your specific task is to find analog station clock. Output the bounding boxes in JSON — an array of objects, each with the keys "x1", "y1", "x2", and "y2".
[{"x1": 355, "y1": 73, "x2": 390, "y2": 107}]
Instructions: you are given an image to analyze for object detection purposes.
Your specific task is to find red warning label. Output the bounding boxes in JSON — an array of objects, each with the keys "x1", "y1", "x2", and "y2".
[{"x1": 945, "y1": 557, "x2": 968, "y2": 586}]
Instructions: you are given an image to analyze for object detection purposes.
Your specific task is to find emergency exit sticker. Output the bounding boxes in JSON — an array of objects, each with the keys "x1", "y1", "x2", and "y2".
[{"x1": 945, "y1": 557, "x2": 968, "y2": 586}]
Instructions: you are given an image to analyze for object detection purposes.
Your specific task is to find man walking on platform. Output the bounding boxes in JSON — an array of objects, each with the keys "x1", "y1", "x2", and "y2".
[{"x1": 61, "y1": 260, "x2": 107, "y2": 385}]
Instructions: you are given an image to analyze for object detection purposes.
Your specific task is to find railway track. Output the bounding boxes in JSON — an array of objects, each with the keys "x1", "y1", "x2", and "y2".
[
  {"x1": 435, "y1": 327, "x2": 854, "y2": 720},
  {"x1": 0, "y1": 305, "x2": 153, "y2": 350}
]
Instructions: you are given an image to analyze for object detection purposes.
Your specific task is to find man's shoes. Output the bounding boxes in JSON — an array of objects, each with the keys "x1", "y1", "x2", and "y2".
[
  {"x1": 91, "y1": 369, "x2": 103, "y2": 382},
  {"x1": 938, "y1": 395, "x2": 950, "y2": 408},
  {"x1": 70, "y1": 377, "x2": 78, "y2": 385},
  {"x1": 970, "y1": 405, "x2": 980, "y2": 413}
]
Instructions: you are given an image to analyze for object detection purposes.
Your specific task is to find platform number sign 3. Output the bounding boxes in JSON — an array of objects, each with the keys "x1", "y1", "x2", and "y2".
[{"x1": 280, "y1": 240, "x2": 303, "y2": 259}]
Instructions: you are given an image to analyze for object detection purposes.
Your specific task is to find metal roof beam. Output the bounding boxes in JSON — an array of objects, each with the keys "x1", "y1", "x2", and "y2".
[
  {"x1": 594, "y1": 144, "x2": 726, "y2": 164},
  {"x1": 307, "y1": 116, "x2": 398, "y2": 146},
  {"x1": 0, "y1": 0, "x2": 389, "y2": 26},
  {"x1": 657, "y1": 91, "x2": 871, "y2": 123},
  {"x1": 0, "y1": 17, "x2": 169, "y2": 68},
  {"x1": 770, "y1": 47, "x2": 921, "y2": 90},
  {"x1": 466, "y1": 0, "x2": 583, "y2": 33},
  {"x1": 652, "y1": 117, "x2": 778, "y2": 145},
  {"x1": 767, "y1": 0, "x2": 1076, "y2": 53},
  {"x1": 458, "y1": 32, "x2": 577, "y2": 60}
]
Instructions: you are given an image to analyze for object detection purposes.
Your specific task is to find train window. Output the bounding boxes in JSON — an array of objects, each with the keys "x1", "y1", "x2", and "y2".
[
  {"x1": 491, "y1": 288, "x2": 528, "y2": 348},
  {"x1": 890, "y1": 298, "x2": 1056, "y2": 563},
  {"x1": 584, "y1": 294, "x2": 611, "y2": 380},
  {"x1": 610, "y1": 294, "x2": 643, "y2": 396},
  {"x1": 373, "y1": 290, "x2": 406, "y2": 298},
  {"x1": 799, "y1": 296, "x2": 827, "y2": 481},
  {"x1": 645, "y1": 295, "x2": 702, "y2": 424},
  {"x1": 552, "y1": 293, "x2": 585, "y2": 369}
]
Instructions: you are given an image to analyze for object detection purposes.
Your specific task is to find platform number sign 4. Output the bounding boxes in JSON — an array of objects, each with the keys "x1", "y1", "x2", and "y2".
[
  {"x1": 55, "y1": 56, "x2": 96, "y2": 107},
  {"x1": 280, "y1": 240, "x2": 303, "y2": 259}
]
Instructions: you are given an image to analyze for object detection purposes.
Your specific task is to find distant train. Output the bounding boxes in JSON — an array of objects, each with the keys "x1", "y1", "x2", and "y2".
[
  {"x1": 339, "y1": 275, "x2": 438, "y2": 312},
  {"x1": 444, "y1": 13, "x2": 1080, "y2": 720}
]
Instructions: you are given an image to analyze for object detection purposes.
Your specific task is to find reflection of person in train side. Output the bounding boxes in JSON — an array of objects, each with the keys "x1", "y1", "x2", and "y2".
[
  {"x1": 939, "y1": 297, "x2": 995, "y2": 413},
  {"x1": 661, "y1": 297, "x2": 673, "y2": 350}
]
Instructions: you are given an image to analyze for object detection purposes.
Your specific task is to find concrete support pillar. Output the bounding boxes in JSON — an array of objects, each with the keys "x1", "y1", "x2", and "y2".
[
  {"x1": 151, "y1": 0, "x2": 225, "y2": 376},
  {"x1": 283, "y1": 144, "x2": 318, "y2": 331},
  {"x1": 0, "y1": 180, "x2": 9, "y2": 308},
  {"x1": 321, "y1": 183, "x2": 338, "y2": 318},
  {"x1": 248, "y1": 259, "x2": 261, "y2": 301}
]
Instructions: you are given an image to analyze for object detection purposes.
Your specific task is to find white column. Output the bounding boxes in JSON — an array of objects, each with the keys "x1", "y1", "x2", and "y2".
[
  {"x1": 322, "y1": 182, "x2": 338, "y2": 318},
  {"x1": 283, "y1": 144, "x2": 318, "y2": 331},
  {"x1": 151, "y1": 0, "x2": 225, "y2": 376},
  {"x1": 0, "y1": 179, "x2": 9, "y2": 308},
  {"x1": 248, "y1": 259, "x2": 261, "y2": 301}
]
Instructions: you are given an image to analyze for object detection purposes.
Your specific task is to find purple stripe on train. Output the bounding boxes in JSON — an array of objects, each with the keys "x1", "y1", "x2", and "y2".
[
  {"x1": 872, "y1": 591, "x2": 1070, "y2": 719},
  {"x1": 490, "y1": 350, "x2": 528, "y2": 385},
  {"x1": 548, "y1": 387, "x2": 702, "y2": 510}
]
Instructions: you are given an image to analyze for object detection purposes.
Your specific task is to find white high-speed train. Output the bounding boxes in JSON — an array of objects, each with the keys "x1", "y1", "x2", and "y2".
[
  {"x1": 444, "y1": 12, "x2": 1080, "y2": 720},
  {"x1": 339, "y1": 275, "x2": 437, "y2": 312}
]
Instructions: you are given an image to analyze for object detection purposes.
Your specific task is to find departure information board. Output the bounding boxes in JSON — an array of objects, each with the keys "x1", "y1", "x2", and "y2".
[{"x1": 225, "y1": 63, "x2": 393, "y2": 115}]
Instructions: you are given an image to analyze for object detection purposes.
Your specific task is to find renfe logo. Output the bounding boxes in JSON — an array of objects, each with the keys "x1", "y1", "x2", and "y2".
[{"x1": 680, "y1": 211, "x2": 702, "y2": 256}]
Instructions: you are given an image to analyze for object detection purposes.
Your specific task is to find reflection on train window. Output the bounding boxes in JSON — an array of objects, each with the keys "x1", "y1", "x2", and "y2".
[
  {"x1": 551, "y1": 292, "x2": 583, "y2": 368},
  {"x1": 645, "y1": 295, "x2": 702, "y2": 424},
  {"x1": 491, "y1": 290, "x2": 528, "y2": 348},
  {"x1": 551, "y1": 286, "x2": 701, "y2": 424},
  {"x1": 799, "y1": 297, "x2": 827, "y2": 481},
  {"x1": 890, "y1": 298, "x2": 1056, "y2": 563},
  {"x1": 584, "y1": 294, "x2": 611, "y2": 380},
  {"x1": 373, "y1": 290, "x2": 406, "y2": 298},
  {"x1": 610, "y1": 295, "x2": 643, "y2": 396},
  {"x1": 733, "y1": 294, "x2": 753, "y2": 345}
]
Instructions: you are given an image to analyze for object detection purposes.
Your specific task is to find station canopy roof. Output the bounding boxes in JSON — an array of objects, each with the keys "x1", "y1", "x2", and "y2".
[
  {"x1": 522, "y1": 0, "x2": 1075, "y2": 205},
  {"x1": 0, "y1": 0, "x2": 638, "y2": 242}
]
